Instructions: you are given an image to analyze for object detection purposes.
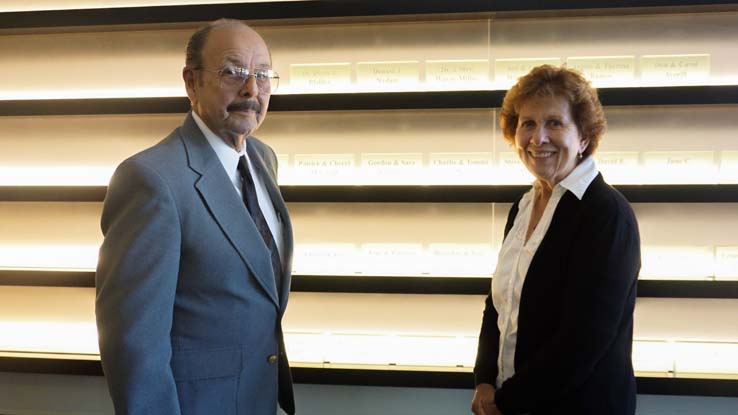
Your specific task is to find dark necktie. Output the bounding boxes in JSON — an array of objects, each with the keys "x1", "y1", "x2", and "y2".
[{"x1": 237, "y1": 155, "x2": 283, "y2": 297}]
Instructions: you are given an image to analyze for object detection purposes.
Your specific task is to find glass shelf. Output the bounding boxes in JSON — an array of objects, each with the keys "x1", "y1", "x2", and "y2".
[
  {"x1": 1, "y1": 201, "x2": 738, "y2": 280},
  {"x1": 2, "y1": 13, "x2": 738, "y2": 99},
  {"x1": 2, "y1": 106, "x2": 738, "y2": 186},
  {"x1": 3, "y1": 246, "x2": 738, "y2": 281},
  {"x1": 1, "y1": 287, "x2": 736, "y2": 379}
]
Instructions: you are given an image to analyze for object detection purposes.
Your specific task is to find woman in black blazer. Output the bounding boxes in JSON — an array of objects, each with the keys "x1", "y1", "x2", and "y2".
[{"x1": 471, "y1": 65, "x2": 641, "y2": 415}]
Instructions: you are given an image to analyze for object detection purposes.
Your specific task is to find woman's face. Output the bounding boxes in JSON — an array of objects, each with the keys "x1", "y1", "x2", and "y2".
[{"x1": 514, "y1": 94, "x2": 590, "y2": 189}]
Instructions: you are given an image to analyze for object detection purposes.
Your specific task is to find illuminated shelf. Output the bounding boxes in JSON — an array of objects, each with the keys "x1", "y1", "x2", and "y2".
[
  {"x1": 3, "y1": 184, "x2": 738, "y2": 203},
  {"x1": 2, "y1": 87, "x2": 738, "y2": 116},
  {"x1": 3, "y1": 270, "x2": 737, "y2": 299},
  {"x1": 1, "y1": 289, "x2": 735, "y2": 395},
  {"x1": 0, "y1": 355, "x2": 735, "y2": 397},
  {"x1": 2, "y1": 1, "x2": 736, "y2": 29}
]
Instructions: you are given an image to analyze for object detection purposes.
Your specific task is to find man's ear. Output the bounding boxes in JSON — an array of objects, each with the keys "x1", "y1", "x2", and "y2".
[{"x1": 183, "y1": 67, "x2": 198, "y2": 104}]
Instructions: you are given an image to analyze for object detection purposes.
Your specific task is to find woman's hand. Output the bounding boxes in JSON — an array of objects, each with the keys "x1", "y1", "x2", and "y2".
[{"x1": 471, "y1": 383, "x2": 500, "y2": 415}]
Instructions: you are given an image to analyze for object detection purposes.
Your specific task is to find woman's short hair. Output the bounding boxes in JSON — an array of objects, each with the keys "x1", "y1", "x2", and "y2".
[{"x1": 499, "y1": 65, "x2": 607, "y2": 157}]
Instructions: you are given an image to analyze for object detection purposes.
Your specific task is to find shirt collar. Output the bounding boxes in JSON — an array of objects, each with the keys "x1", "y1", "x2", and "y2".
[
  {"x1": 557, "y1": 156, "x2": 599, "y2": 200},
  {"x1": 192, "y1": 111, "x2": 246, "y2": 181}
]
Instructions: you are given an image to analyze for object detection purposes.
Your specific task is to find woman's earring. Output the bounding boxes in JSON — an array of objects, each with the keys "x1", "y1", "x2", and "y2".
[{"x1": 578, "y1": 151, "x2": 583, "y2": 160}]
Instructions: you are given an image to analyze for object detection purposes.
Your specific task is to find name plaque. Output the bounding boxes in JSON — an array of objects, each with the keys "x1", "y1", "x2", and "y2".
[
  {"x1": 674, "y1": 342, "x2": 738, "y2": 375},
  {"x1": 719, "y1": 151, "x2": 738, "y2": 183},
  {"x1": 632, "y1": 341, "x2": 674, "y2": 374},
  {"x1": 0, "y1": 166, "x2": 114, "y2": 186},
  {"x1": 594, "y1": 152, "x2": 639, "y2": 184},
  {"x1": 497, "y1": 152, "x2": 532, "y2": 184},
  {"x1": 357, "y1": 61, "x2": 420, "y2": 90},
  {"x1": 390, "y1": 335, "x2": 477, "y2": 367},
  {"x1": 640, "y1": 54, "x2": 710, "y2": 84},
  {"x1": 494, "y1": 58, "x2": 561, "y2": 87},
  {"x1": 293, "y1": 154, "x2": 355, "y2": 184},
  {"x1": 289, "y1": 63, "x2": 352, "y2": 92},
  {"x1": 425, "y1": 59, "x2": 489, "y2": 87},
  {"x1": 283, "y1": 332, "x2": 325, "y2": 364},
  {"x1": 361, "y1": 153, "x2": 423, "y2": 184},
  {"x1": 328, "y1": 334, "x2": 396, "y2": 365},
  {"x1": 642, "y1": 151, "x2": 716, "y2": 184},
  {"x1": 566, "y1": 56, "x2": 635, "y2": 86},
  {"x1": 640, "y1": 246, "x2": 714, "y2": 280},
  {"x1": 429, "y1": 152, "x2": 494, "y2": 184},
  {"x1": 0, "y1": 244, "x2": 99, "y2": 271},
  {"x1": 715, "y1": 246, "x2": 738, "y2": 280},
  {"x1": 426, "y1": 243, "x2": 495, "y2": 277},
  {"x1": 360, "y1": 243, "x2": 424, "y2": 276},
  {"x1": 275, "y1": 153, "x2": 289, "y2": 183},
  {"x1": 293, "y1": 244, "x2": 358, "y2": 275}
]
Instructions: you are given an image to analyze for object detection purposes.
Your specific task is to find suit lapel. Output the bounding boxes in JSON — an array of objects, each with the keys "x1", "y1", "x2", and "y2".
[
  {"x1": 180, "y1": 114, "x2": 280, "y2": 307},
  {"x1": 247, "y1": 139, "x2": 293, "y2": 311}
]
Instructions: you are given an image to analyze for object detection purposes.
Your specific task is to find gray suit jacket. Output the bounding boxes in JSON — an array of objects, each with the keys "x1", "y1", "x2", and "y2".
[{"x1": 96, "y1": 112, "x2": 294, "y2": 415}]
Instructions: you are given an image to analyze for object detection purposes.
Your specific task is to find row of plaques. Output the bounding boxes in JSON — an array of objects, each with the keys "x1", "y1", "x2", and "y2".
[
  {"x1": 1, "y1": 244, "x2": 737, "y2": 279},
  {"x1": 4, "y1": 150, "x2": 738, "y2": 186},
  {"x1": 292, "y1": 244, "x2": 738, "y2": 280},
  {"x1": 274, "y1": 150, "x2": 738, "y2": 185},
  {"x1": 286, "y1": 54, "x2": 711, "y2": 91}
]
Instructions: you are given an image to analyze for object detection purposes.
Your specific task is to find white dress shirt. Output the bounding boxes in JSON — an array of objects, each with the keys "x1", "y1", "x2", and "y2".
[
  {"x1": 492, "y1": 156, "x2": 599, "y2": 388},
  {"x1": 192, "y1": 112, "x2": 285, "y2": 264}
]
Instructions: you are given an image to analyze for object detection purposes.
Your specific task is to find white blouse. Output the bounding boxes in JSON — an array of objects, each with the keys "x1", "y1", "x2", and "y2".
[{"x1": 492, "y1": 156, "x2": 599, "y2": 388}]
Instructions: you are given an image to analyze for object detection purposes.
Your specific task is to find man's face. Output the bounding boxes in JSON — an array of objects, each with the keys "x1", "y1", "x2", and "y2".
[{"x1": 184, "y1": 24, "x2": 272, "y2": 150}]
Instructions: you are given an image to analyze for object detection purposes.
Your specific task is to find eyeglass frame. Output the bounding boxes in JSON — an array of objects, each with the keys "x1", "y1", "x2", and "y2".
[{"x1": 194, "y1": 65, "x2": 280, "y2": 93}]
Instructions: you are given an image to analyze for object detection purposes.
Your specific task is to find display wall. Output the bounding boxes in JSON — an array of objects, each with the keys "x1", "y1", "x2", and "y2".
[{"x1": 1, "y1": 0, "x2": 737, "y2": 401}]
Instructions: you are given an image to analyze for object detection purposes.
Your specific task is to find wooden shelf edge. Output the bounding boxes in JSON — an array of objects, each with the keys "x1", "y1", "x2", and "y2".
[
  {"x1": 3, "y1": 1, "x2": 737, "y2": 29},
  {"x1": 2, "y1": 184, "x2": 738, "y2": 203},
  {"x1": 3, "y1": 271, "x2": 737, "y2": 299},
  {"x1": 1, "y1": 87, "x2": 737, "y2": 116},
  {"x1": 0, "y1": 186, "x2": 106, "y2": 202},
  {"x1": 0, "y1": 357, "x2": 735, "y2": 397},
  {"x1": 291, "y1": 275, "x2": 490, "y2": 295},
  {"x1": 0, "y1": 270, "x2": 95, "y2": 287}
]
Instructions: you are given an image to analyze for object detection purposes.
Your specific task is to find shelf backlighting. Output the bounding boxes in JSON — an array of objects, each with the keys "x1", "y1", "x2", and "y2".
[{"x1": 1, "y1": 320, "x2": 736, "y2": 378}]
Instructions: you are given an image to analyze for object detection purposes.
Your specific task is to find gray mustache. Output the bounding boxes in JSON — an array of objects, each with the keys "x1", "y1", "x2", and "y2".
[{"x1": 228, "y1": 100, "x2": 261, "y2": 113}]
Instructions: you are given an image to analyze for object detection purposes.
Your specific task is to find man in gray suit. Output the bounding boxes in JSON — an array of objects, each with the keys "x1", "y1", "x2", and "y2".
[{"x1": 96, "y1": 19, "x2": 294, "y2": 415}]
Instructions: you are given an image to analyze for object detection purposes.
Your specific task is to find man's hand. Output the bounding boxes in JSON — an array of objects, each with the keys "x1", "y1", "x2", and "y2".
[{"x1": 471, "y1": 383, "x2": 499, "y2": 415}]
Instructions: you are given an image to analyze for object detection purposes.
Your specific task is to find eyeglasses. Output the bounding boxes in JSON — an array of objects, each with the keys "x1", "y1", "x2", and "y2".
[{"x1": 197, "y1": 66, "x2": 280, "y2": 92}]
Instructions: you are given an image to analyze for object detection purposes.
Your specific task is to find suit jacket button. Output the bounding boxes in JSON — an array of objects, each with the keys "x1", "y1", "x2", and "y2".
[{"x1": 267, "y1": 354, "x2": 278, "y2": 365}]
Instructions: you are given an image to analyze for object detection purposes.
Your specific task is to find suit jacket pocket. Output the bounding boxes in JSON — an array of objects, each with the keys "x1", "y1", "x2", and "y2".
[{"x1": 171, "y1": 346, "x2": 244, "y2": 415}]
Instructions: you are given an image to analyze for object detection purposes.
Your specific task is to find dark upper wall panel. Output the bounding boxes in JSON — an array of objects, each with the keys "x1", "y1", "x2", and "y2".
[{"x1": 2, "y1": 1, "x2": 738, "y2": 29}]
